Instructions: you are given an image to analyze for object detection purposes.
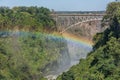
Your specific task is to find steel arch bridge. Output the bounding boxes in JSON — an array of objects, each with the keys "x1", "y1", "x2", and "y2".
[{"x1": 51, "y1": 13, "x2": 105, "y2": 33}]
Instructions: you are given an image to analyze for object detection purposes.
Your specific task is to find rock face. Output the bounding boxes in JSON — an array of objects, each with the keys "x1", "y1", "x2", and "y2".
[{"x1": 62, "y1": 20, "x2": 107, "y2": 40}]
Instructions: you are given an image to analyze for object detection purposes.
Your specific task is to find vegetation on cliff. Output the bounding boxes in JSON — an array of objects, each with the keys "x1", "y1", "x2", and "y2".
[
  {"x1": 57, "y1": 2, "x2": 120, "y2": 80},
  {"x1": 0, "y1": 7, "x2": 68, "y2": 80}
]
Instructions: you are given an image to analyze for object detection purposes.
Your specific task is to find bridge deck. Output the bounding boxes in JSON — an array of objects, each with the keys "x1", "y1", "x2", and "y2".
[{"x1": 51, "y1": 14, "x2": 105, "y2": 16}]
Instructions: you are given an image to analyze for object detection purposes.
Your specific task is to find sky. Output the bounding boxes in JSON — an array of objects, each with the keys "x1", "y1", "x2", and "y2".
[{"x1": 0, "y1": 0, "x2": 115, "y2": 11}]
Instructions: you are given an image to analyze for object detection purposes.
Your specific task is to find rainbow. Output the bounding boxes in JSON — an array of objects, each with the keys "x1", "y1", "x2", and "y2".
[
  {"x1": 0, "y1": 31, "x2": 93, "y2": 48},
  {"x1": 61, "y1": 32, "x2": 93, "y2": 47},
  {"x1": 43, "y1": 32, "x2": 93, "y2": 48}
]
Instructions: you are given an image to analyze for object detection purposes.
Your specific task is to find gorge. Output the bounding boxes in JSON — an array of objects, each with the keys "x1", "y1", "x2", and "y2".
[
  {"x1": 44, "y1": 15, "x2": 106, "y2": 79},
  {"x1": 1, "y1": 2, "x2": 119, "y2": 80}
]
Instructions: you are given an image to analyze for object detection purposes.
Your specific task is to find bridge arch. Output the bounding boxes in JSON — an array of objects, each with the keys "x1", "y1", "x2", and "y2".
[{"x1": 60, "y1": 18, "x2": 102, "y2": 34}]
